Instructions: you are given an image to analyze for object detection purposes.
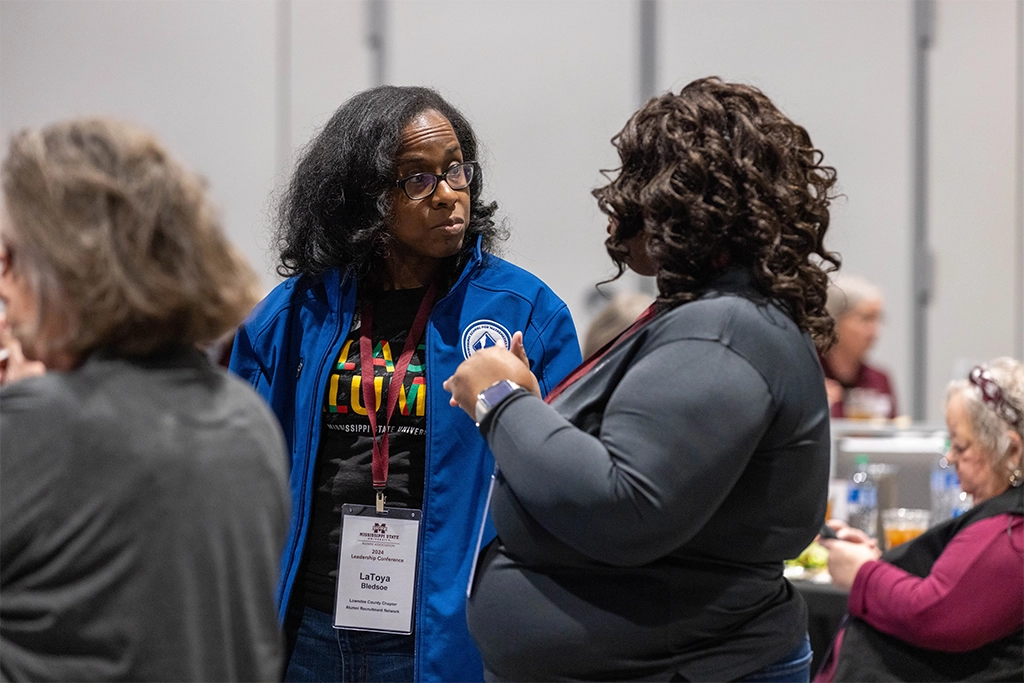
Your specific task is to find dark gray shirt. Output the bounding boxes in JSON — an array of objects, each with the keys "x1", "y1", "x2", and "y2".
[
  {"x1": 467, "y1": 270, "x2": 831, "y2": 681},
  {"x1": 0, "y1": 347, "x2": 290, "y2": 682}
]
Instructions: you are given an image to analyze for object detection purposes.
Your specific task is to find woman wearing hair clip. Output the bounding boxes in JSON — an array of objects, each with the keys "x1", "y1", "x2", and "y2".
[{"x1": 817, "y1": 357, "x2": 1024, "y2": 681}]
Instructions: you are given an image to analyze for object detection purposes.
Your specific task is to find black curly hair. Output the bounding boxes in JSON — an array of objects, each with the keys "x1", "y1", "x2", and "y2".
[
  {"x1": 593, "y1": 77, "x2": 840, "y2": 348},
  {"x1": 275, "y1": 85, "x2": 504, "y2": 293}
]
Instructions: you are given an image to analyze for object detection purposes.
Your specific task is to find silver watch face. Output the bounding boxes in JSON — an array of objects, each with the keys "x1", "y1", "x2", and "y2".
[
  {"x1": 474, "y1": 397, "x2": 489, "y2": 424},
  {"x1": 475, "y1": 380, "x2": 518, "y2": 423}
]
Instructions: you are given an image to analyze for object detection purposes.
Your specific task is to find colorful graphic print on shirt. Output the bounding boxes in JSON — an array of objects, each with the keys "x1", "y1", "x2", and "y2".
[{"x1": 322, "y1": 334, "x2": 427, "y2": 438}]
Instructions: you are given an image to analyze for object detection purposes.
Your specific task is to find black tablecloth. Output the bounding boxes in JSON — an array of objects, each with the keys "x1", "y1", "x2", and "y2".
[{"x1": 793, "y1": 580, "x2": 849, "y2": 676}]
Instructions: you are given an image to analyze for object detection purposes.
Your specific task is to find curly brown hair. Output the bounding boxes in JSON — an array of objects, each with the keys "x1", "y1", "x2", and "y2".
[{"x1": 593, "y1": 77, "x2": 840, "y2": 348}]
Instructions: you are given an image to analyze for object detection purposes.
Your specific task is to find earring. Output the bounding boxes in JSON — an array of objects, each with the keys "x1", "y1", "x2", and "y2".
[{"x1": 1010, "y1": 467, "x2": 1023, "y2": 488}]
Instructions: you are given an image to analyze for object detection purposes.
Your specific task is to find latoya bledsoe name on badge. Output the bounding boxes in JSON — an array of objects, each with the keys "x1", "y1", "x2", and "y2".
[
  {"x1": 335, "y1": 505, "x2": 421, "y2": 634},
  {"x1": 360, "y1": 572, "x2": 390, "y2": 590}
]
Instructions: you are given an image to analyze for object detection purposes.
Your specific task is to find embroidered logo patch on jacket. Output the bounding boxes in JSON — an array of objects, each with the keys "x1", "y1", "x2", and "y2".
[{"x1": 461, "y1": 320, "x2": 511, "y2": 359}]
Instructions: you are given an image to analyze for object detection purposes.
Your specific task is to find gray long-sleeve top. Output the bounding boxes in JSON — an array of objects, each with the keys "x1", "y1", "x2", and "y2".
[
  {"x1": 466, "y1": 269, "x2": 831, "y2": 682},
  {"x1": 1, "y1": 348, "x2": 290, "y2": 682}
]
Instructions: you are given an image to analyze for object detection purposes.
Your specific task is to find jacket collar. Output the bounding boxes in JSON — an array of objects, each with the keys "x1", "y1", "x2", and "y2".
[{"x1": 448, "y1": 234, "x2": 485, "y2": 293}]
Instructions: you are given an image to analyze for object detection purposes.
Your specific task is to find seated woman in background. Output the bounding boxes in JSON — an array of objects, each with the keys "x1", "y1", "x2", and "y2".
[
  {"x1": 821, "y1": 273, "x2": 897, "y2": 419},
  {"x1": 445, "y1": 77, "x2": 838, "y2": 682},
  {"x1": 818, "y1": 357, "x2": 1023, "y2": 682},
  {"x1": 0, "y1": 119, "x2": 290, "y2": 681}
]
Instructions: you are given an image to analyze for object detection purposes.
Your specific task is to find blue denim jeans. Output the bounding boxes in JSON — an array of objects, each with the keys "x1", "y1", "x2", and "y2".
[
  {"x1": 284, "y1": 605, "x2": 414, "y2": 682},
  {"x1": 667, "y1": 638, "x2": 811, "y2": 683},
  {"x1": 734, "y1": 635, "x2": 813, "y2": 683}
]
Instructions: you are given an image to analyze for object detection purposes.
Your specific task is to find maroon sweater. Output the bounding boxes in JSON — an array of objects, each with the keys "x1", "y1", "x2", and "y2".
[
  {"x1": 820, "y1": 354, "x2": 897, "y2": 419},
  {"x1": 818, "y1": 487, "x2": 1024, "y2": 681},
  {"x1": 850, "y1": 514, "x2": 1023, "y2": 650}
]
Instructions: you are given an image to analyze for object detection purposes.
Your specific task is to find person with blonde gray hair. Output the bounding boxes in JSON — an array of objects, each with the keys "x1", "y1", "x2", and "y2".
[
  {"x1": 821, "y1": 272, "x2": 897, "y2": 419},
  {"x1": 817, "y1": 357, "x2": 1023, "y2": 681},
  {"x1": 0, "y1": 118, "x2": 290, "y2": 681}
]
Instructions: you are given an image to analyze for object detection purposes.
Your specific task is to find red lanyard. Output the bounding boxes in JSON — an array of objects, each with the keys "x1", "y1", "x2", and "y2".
[
  {"x1": 544, "y1": 302, "x2": 659, "y2": 404},
  {"x1": 360, "y1": 283, "x2": 436, "y2": 510}
]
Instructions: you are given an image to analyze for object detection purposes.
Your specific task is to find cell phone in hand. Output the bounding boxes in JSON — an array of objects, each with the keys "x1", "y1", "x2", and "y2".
[{"x1": 818, "y1": 524, "x2": 839, "y2": 540}]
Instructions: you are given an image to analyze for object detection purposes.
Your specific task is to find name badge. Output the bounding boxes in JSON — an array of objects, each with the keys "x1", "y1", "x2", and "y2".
[{"x1": 335, "y1": 504, "x2": 421, "y2": 634}]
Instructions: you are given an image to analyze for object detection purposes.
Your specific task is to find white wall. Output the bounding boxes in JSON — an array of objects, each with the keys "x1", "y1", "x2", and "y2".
[
  {"x1": 386, "y1": 0, "x2": 638, "y2": 328},
  {"x1": 928, "y1": 0, "x2": 1021, "y2": 419},
  {"x1": 0, "y1": 0, "x2": 281, "y2": 280},
  {"x1": 288, "y1": 0, "x2": 371, "y2": 159}
]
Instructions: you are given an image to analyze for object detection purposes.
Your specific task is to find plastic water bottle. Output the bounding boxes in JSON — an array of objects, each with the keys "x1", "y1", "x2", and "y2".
[
  {"x1": 931, "y1": 446, "x2": 973, "y2": 525},
  {"x1": 848, "y1": 454, "x2": 878, "y2": 538}
]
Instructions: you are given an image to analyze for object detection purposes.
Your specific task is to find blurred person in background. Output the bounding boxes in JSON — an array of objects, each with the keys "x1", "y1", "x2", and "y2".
[
  {"x1": 0, "y1": 119, "x2": 290, "y2": 681},
  {"x1": 445, "y1": 77, "x2": 838, "y2": 682},
  {"x1": 817, "y1": 357, "x2": 1023, "y2": 681},
  {"x1": 229, "y1": 85, "x2": 580, "y2": 683},
  {"x1": 581, "y1": 291, "x2": 653, "y2": 358},
  {"x1": 820, "y1": 273, "x2": 897, "y2": 419}
]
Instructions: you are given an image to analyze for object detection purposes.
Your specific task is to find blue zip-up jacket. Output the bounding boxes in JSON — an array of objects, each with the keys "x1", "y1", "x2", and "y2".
[{"x1": 229, "y1": 239, "x2": 581, "y2": 682}]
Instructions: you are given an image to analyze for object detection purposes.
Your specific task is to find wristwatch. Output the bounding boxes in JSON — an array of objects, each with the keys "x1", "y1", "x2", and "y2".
[{"x1": 475, "y1": 379, "x2": 521, "y2": 425}]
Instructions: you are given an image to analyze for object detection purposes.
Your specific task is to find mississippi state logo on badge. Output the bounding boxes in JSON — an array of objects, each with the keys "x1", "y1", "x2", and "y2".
[{"x1": 461, "y1": 320, "x2": 512, "y2": 359}]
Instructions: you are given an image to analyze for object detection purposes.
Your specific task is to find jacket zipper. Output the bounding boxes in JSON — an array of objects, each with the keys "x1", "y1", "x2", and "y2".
[{"x1": 281, "y1": 290, "x2": 347, "y2": 622}]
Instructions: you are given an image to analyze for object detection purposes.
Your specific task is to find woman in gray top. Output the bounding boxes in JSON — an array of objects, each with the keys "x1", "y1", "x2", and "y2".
[
  {"x1": 445, "y1": 78, "x2": 839, "y2": 682},
  {"x1": 0, "y1": 119, "x2": 290, "y2": 681}
]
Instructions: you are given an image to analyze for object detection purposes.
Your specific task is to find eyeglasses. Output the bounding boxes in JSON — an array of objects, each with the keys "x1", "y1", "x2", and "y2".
[
  {"x1": 969, "y1": 365, "x2": 1023, "y2": 428},
  {"x1": 395, "y1": 162, "x2": 476, "y2": 201}
]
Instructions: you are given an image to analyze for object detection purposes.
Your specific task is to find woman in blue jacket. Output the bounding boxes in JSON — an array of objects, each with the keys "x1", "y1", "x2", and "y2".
[{"x1": 229, "y1": 86, "x2": 580, "y2": 683}]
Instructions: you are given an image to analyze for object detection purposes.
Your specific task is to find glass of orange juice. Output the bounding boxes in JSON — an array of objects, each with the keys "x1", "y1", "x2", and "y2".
[{"x1": 882, "y1": 508, "x2": 930, "y2": 550}]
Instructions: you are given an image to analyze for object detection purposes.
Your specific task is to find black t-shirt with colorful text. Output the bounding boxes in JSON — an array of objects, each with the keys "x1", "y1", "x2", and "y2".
[{"x1": 298, "y1": 287, "x2": 429, "y2": 613}]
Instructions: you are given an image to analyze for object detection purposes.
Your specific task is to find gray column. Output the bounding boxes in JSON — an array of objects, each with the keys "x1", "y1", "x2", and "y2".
[
  {"x1": 275, "y1": 0, "x2": 292, "y2": 174},
  {"x1": 911, "y1": 0, "x2": 935, "y2": 421},
  {"x1": 368, "y1": 0, "x2": 388, "y2": 86},
  {"x1": 1016, "y1": 0, "x2": 1024, "y2": 359},
  {"x1": 639, "y1": 0, "x2": 657, "y2": 108}
]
